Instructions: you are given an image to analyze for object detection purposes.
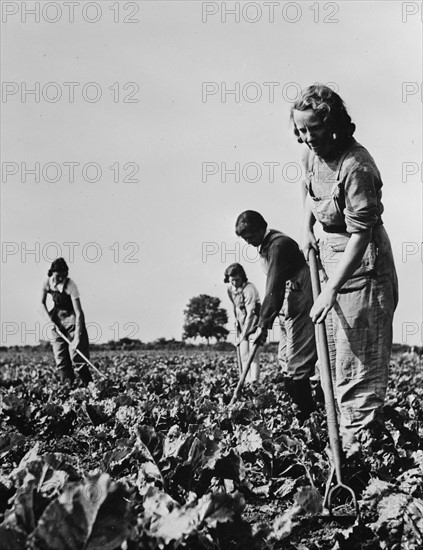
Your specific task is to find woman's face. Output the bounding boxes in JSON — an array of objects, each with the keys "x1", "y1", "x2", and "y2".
[
  {"x1": 229, "y1": 275, "x2": 243, "y2": 289},
  {"x1": 292, "y1": 109, "x2": 335, "y2": 157},
  {"x1": 51, "y1": 271, "x2": 68, "y2": 285}
]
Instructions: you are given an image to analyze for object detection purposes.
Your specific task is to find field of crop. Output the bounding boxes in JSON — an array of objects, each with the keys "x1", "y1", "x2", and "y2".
[{"x1": 0, "y1": 348, "x2": 422, "y2": 549}]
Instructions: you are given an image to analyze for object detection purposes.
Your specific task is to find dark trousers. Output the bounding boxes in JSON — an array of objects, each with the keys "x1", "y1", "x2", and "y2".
[{"x1": 50, "y1": 314, "x2": 90, "y2": 381}]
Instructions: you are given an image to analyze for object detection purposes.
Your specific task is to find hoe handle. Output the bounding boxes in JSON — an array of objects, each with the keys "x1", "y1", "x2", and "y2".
[
  {"x1": 54, "y1": 325, "x2": 105, "y2": 379},
  {"x1": 229, "y1": 343, "x2": 259, "y2": 407},
  {"x1": 308, "y1": 249, "x2": 343, "y2": 483}
]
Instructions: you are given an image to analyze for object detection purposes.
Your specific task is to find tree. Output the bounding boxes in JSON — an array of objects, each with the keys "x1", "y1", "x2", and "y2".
[{"x1": 183, "y1": 294, "x2": 229, "y2": 344}]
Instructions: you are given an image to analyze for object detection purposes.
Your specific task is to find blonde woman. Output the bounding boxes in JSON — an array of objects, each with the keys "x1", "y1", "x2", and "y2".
[{"x1": 292, "y1": 84, "x2": 398, "y2": 453}]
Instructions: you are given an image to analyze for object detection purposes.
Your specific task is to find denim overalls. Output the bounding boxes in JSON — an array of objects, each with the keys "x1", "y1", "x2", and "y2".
[
  {"x1": 306, "y1": 144, "x2": 398, "y2": 452},
  {"x1": 48, "y1": 278, "x2": 90, "y2": 383}
]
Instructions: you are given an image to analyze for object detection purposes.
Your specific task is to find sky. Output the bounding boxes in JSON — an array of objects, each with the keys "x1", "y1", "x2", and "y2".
[{"x1": 1, "y1": 0, "x2": 422, "y2": 347}]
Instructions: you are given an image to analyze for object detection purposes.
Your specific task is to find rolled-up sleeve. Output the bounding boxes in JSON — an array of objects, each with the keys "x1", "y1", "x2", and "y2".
[{"x1": 342, "y1": 154, "x2": 382, "y2": 233}]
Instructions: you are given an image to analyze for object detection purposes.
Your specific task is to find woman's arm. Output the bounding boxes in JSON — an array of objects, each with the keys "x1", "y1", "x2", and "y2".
[
  {"x1": 240, "y1": 306, "x2": 256, "y2": 340},
  {"x1": 41, "y1": 287, "x2": 52, "y2": 322},
  {"x1": 239, "y1": 285, "x2": 260, "y2": 340},
  {"x1": 310, "y1": 228, "x2": 372, "y2": 323},
  {"x1": 309, "y1": 147, "x2": 380, "y2": 324},
  {"x1": 227, "y1": 287, "x2": 240, "y2": 336},
  {"x1": 72, "y1": 297, "x2": 86, "y2": 344}
]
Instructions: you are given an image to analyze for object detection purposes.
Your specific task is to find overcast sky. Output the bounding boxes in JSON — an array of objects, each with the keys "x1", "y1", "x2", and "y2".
[{"x1": 1, "y1": 1, "x2": 422, "y2": 347}]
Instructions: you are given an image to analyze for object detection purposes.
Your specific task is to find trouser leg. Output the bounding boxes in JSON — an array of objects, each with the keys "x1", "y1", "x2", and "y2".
[
  {"x1": 239, "y1": 339, "x2": 261, "y2": 382},
  {"x1": 249, "y1": 342, "x2": 261, "y2": 382},
  {"x1": 319, "y1": 229, "x2": 398, "y2": 453},
  {"x1": 284, "y1": 266, "x2": 318, "y2": 419},
  {"x1": 333, "y1": 277, "x2": 396, "y2": 452},
  {"x1": 284, "y1": 266, "x2": 317, "y2": 380},
  {"x1": 50, "y1": 333, "x2": 75, "y2": 382},
  {"x1": 312, "y1": 309, "x2": 335, "y2": 406},
  {"x1": 278, "y1": 312, "x2": 293, "y2": 394},
  {"x1": 277, "y1": 312, "x2": 288, "y2": 375},
  {"x1": 69, "y1": 325, "x2": 92, "y2": 385}
]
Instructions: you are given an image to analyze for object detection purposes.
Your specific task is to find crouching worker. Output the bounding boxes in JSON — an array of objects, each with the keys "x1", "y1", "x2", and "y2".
[
  {"x1": 224, "y1": 263, "x2": 261, "y2": 383},
  {"x1": 41, "y1": 258, "x2": 92, "y2": 386},
  {"x1": 235, "y1": 211, "x2": 317, "y2": 421}
]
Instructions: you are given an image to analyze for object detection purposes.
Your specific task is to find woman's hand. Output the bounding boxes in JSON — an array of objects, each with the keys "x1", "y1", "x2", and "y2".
[
  {"x1": 310, "y1": 287, "x2": 337, "y2": 324},
  {"x1": 301, "y1": 229, "x2": 318, "y2": 261}
]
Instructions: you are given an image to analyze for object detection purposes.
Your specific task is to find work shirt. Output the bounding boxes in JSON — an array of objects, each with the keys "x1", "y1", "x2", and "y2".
[
  {"x1": 304, "y1": 138, "x2": 384, "y2": 234},
  {"x1": 227, "y1": 281, "x2": 260, "y2": 336},
  {"x1": 258, "y1": 230, "x2": 306, "y2": 329}
]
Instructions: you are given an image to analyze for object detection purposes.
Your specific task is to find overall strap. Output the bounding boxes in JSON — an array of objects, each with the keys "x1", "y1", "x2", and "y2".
[
  {"x1": 62, "y1": 277, "x2": 69, "y2": 293},
  {"x1": 307, "y1": 153, "x2": 340, "y2": 196},
  {"x1": 50, "y1": 277, "x2": 74, "y2": 312}
]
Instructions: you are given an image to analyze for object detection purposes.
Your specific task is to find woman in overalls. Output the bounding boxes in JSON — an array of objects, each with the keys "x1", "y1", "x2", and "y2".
[
  {"x1": 224, "y1": 263, "x2": 261, "y2": 383},
  {"x1": 291, "y1": 85, "x2": 398, "y2": 455},
  {"x1": 41, "y1": 258, "x2": 92, "y2": 385}
]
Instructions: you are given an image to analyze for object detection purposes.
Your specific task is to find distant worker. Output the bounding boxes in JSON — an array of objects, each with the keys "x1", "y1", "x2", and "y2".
[
  {"x1": 41, "y1": 258, "x2": 92, "y2": 386},
  {"x1": 224, "y1": 263, "x2": 261, "y2": 383}
]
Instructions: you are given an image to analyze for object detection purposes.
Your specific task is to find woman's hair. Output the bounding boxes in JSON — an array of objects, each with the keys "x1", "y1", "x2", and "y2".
[
  {"x1": 235, "y1": 210, "x2": 267, "y2": 237},
  {"x1": 224, "y1": 263, "x2": 248, "y2": 284},
  {"x1": 290, "y1": 84, "x2": 356, "y2": 143},
  {"x1": 48, "y1": 257, "x2": 69, "y2": 277}
]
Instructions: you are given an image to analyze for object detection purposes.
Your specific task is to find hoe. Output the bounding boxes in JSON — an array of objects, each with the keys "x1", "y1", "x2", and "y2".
[
  {"x1": 53, "y1": 324, "x2": 106, "y2": 380},
  {"x1": 308, "y1": 248, "x2": 358, "y2": 518},
  {"x1": 229, "y1": 343, "x2": 259, "y2": 407}
]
